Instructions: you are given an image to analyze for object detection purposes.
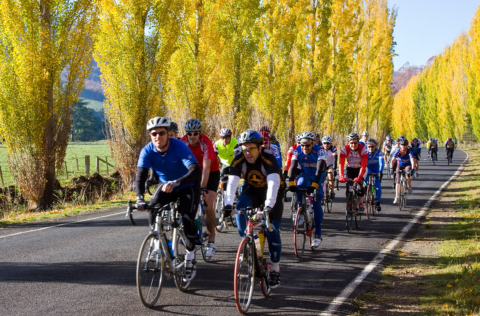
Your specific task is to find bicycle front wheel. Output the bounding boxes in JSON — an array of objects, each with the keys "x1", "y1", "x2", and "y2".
[
  {"x1": 174, "y1": 234, "x2": 191, "y2": 292},
  {"x1": 293, "y1": 208, "x2": 307, "y2": 259},
  {"x1": 199, "y1": 214, "x2": 213, "y2": 263},
  {"x1": 127, "y1": 201, "x2": 136, "y2": 226},
  {"x1": 354, "y1": 196, "x2": 362, "y2": 229},
  {"x1": 398, "y1": 182, "x2": 404, "y2": 211},
  {"x1": 137, "y1": 233, "x2": 164, "y2": 308},
  {"x1": 290, "y1": 194, "x2": 297, "y2": 227},
  {"x1": 234, "y1": 238, "x2": 255, "y2": 315},
  {"x1": 365, "y1": 185, "x2": 372, "y2": 220},
  {"x1": 215, "y1": 191, "x2": 225, "y2": 232}
]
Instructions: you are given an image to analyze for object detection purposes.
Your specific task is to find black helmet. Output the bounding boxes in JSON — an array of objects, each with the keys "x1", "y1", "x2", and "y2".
[{"x1": 238, "y1": 130, "x2": 263, "y2": 146}]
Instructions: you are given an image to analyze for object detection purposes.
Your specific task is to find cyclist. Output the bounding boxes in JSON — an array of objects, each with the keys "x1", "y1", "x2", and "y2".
[
  {"x1": 428, "y1": 138, "x2": 438, "y2": 161},
  {"x1": 360, "y1": 131, "x2": 369, "y2": 146},
  {"x1": 283, "y1": 134, "x2": 301, "y2": 180},
  {"x1": 314, "y1": 132, "x2": 321, "y2": 146},
  {"x1": 390, "y1": 138, "x2": 415, "y2": 204},
  {"x1": 169, "y1": 122, "x2": 180, "y2": 139},
  {"x1": 214, "y1": 128, "x2": 239, "y2": 178},
  {"x1": 338, "y1": 133, "x2": 368, "y2": 213},
  {"x1": 181, "y1": 119, "x2": 220, "y2": 258},
  {"x1": 322, "y1": 135, "x2": 338, "y2": 199},
  {"x1": 410, "y1": 138, "x2": 421, "y2": 176},
  {"x1": 223, "y1": 130, "x2": 284, "y2": 289},
  {"x1": 445, "y1": 137, "x2": 455, "y2": 160},
  {"x1": 383, "y1": 135, "x2": 394, "y2": 157},
  {"x1": 270, "y1": 134, "x2": 281, "y2": 153},
  {"x1": 365, "y1": 139, "x2": 384, "y2": 212},
  {"x1": 135, "y1": 117, "x2": 201, "y2": 281},
  {"x1": 288, "y1": 132, "x2": 327, "y2": 248},
  {"x1": 260, "y1": 126, "x2": 282, "y2": 168}
]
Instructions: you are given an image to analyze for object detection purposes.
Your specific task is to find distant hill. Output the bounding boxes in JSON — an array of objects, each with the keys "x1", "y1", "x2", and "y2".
[
  {"x1": 391, "y1": 62, "x2": 425, "y2": 95},
  {"x1": 80, "y1": 60, "x2": 104, "y2": 102}
]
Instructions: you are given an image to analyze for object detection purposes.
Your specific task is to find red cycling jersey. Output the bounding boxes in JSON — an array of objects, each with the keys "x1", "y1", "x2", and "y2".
[
  {"x1": 180, "y1": 133, "x2": 220, "y2": 172},
  {"x1": 284, "y1": 143, "x2": 299, "y2": 171},
  {"x1": 339, "y1": 143, "x2": 368, "y2": 178}
]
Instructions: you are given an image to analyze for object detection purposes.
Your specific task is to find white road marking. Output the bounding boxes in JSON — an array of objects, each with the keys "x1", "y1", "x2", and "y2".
[
  {"x1": 0, "y1": 211, "x2": 125, "y2": 239},
  {"x1": 320, "y1": 151, "x2": 469, "y2": 316}
]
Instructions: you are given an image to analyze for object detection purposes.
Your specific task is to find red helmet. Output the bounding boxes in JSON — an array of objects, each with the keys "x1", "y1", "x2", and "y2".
[{"x1": 259, "y1": 126, "x2": 271, "y2": 143}]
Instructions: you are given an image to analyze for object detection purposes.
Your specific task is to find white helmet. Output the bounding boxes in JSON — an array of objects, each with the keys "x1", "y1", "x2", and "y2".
[
  {"x1": 184, "y1": 119, "x2": 203, "y2": 132},
  {"x1": 299, "y1": 132, "x2": 316, "y2": 142},
  {"x1": 361, "y1": 131, "x2": 369, "y2": 136},
  {"x1": 146, "y1": 117, "x2": 170, "y2": 131},
  {"x1": 322, "y1": 136, "x2": 332, "y2": 143}
]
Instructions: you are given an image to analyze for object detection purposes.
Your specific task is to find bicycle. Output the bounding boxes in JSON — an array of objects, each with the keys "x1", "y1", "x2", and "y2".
[
  {"x1": 397, "y1": 170, "x2": 408, "y2": 211},
  {"x1": 135, "y1": 200, "x2": 192, "y2": 308},
  {"x1": 214, "y1": 176, "x2": 239, "y2": 232},
  {"x1": 232, "y1": 207, "x2": 274, "y2": 314},
  {"x1": 430, "y1": 149, "x2": 437, "y2": 165},
  {"x1": 365, "y1": 173, "x2": 379, "y2": 219},
  {"x1": 293, "y1": 188, "x2": 317, "y2": 259},
  {"x1": 126, "y1": 177, "x2": 159, "y2": 226},
  {"x1": 322, "y1": 171, "x2": 338, "y2": 214},
  {"x1": 196, "y1": 193, "x2": 214, "y2": 262},
  {"x1": 344, "y1": 179, "x2": 362, "y2": 233},
  {"x1": 386, "y1": 155, "x2": 393, "y2": 178},
  {"x1": 447, "y1": 149, "x2": 453, "y2": 165}
]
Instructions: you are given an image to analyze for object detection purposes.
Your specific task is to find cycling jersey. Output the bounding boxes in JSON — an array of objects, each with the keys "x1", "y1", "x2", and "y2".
[
  {"x1": 284, "y1": 144, "x2": 299, "y2": 171},
  {"x1": 137, "y1": 139, "x2": 198, "y2": 188},
  {"x1": 292, "y1": 144, "x2": 327, "y2": 183},
  {"x1": 264, "y1": 143, "x2": 282, "y2": 169},
  {"x1": 214, "y1": 138, "x2": 239, "y2": 166},
  {"x1": 366, "y1": 148, "x2": 385, "y2": 174},
  {"x1": 410, "y1": 142, "x2": 421, "y2": 156},
  {"x1": 390, "y1": 145, "x2": 401, "y2": 157},
  {"x1": 445, "y1": 140, "x2": 454, "y2": 149},
  {"x1": 429, "y1": 141, "x2": 438, "y2": 150},
  {"x1": 340, "y1": 144, "x2": 368, "y2": 169},
  {"x1": 393, "y1": 148, "x2": 414, "y2": 167},
  {"x1": 383, "y1": 140, "x2": 393, "y2": 153},
  {"x1": 181, "y1": 133, "x2": 220, "y2": 172},
  {"x1": 324, "y1": 145, "x2": 338, "y2": 168}
]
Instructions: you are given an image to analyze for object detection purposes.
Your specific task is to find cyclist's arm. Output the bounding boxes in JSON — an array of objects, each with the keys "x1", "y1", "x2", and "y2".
[
  {"x1": 225, "y1": 175, "x2": 240, "y2": 206},
  {"x1": 135, "y1": 167, "x2": 150, "y2": 196},
  {"x1": 175, "y1": 163, "x2": 202, "y2": 186},
  {"x1": 284, "y1": 148, "x2": 293, "y2": 171},
  {"x1": 313, "y1": 159, "x2": 327, "y2": 184},
  {"x1": 358, "y1": 150, "x2": 368, "y2": 178},
  {"x1": 379, "y1": 152, "x2": 385, "y2": 172},
  {"x1": 339, "y1": 151, "x2": 346, "y2": 177},
  {"x1": 265, "y1": 173, "x2": 281, "y2": 208},
  {"x1": 288, "y1": 160, "x2": 300, "y2": 180},
  {"x1": 201, "y1": 159, "x2": 211, "y2": 188}
]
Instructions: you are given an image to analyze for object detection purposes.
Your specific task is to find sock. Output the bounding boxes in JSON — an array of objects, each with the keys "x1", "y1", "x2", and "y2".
[
  {"x1": 186, "y1": 249, "x2": 195, "y2": 260},
  {"x1": 271, "y1": 262, "x2": 280, "y2": 272}
]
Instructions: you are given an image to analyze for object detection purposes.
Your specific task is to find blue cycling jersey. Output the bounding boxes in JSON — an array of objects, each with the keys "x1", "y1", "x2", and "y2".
[
  {"x1": 265, "y1": 143, "x2": 282, "y2": 168},
  {"x1": 292, "y1": 144, "x2": 326, "y2": 182},
  {"x1": 410, "y1": 143, "x2": 421, "y2": 155},
  {"x1": 367, "y1": 148, "x2": 385, "y2": 174},
  {"x1": 137, "y1": 139, "x2": 198, "y2": 189},
  {"x1": 393, "y1": 148, "x2": 414, "y2": 167}
]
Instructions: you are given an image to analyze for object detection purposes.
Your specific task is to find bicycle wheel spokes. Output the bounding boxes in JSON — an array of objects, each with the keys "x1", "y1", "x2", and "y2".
[
  {"x1": 215, "y1": 191, "x2": 225, "y2": 232},
  {"x1": 174, "y1": 234, "x2": 191, "y2": 292},
  {"x1": 259, "y1": 258, "x2": 271, "y2": 298},
  {"x1": 290, "y1": 194, "x2": 297, "y2": 227},
  {"x1": 234, "y1": 238, "x2": 255, "y2": 315},
  {"x1": 293, "y1": 208, "x2": 307, "y2": 259},
  {"x1": 137, "y1": 234, "x2": 164, "y2": 308},
  {"x1": 354, "y1": 196, "x2": 361, "y2": 229},
  {"x1": 365, "y1": 186, "x2": 372, "y2": 220},
  {"x1": 346, "y1": 192, "x2": 354, "y2": 233}
]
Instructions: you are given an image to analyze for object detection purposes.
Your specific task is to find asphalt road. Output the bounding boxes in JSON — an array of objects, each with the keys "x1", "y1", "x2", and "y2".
[{"x1": 0, "y1": 150, "x2": 467, "y2": 315}]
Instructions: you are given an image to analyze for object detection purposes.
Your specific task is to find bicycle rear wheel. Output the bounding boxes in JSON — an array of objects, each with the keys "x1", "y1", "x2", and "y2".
[
  {"x1": 346, "y1": 192, "x2": 354, "y2": 233},
  {"x1": 433, "y1": 152, "x2": 436, "y2": 165},
  {"x1": 174, "y1": 234, "x2": 191, "y2": 292},
  {"x1": 234, "y1": 238, "x2": 255, "y2": 315},
  {"x1": 214, "y1": 191, "x2": 225, "y2": 232},
  {"x1": 199, "y1": 214, "x2": 213, "y2": 263},
  {"x1": 354, "y1": 196, "x2": 362, "y2": 229},
  {"x1": 293, "y1": 208, "x2": 307, "y2": 259},
  {"x1": 137, "y1": 233, "x2": 164, "y2": 308},
  {"x1": 325, "y1": 186, "x2": 332, "y2": 213}
]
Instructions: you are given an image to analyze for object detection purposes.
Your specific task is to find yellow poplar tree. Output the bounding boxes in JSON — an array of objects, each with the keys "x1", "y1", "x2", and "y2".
[
  {"x1": 95, "y1": 0, "x2": 182, "y2": 186},
  {"x1": 468, "y1": 5, "x2": 480, "y2": 140},
  {"x1": 0, "y1": 0, "x2": 98, "y2": 209}
]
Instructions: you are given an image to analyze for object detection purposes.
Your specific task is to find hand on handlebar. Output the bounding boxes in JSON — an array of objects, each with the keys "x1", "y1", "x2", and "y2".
[
  {"x1": 135, "y1": 199, "x2": 147, "y2": 211},
  {"x1": 338, "y1": 176, "x2": 346, "y2": 183},
  {"x1": 353, "y1": 177, "x2": 363, "y2": 184}
]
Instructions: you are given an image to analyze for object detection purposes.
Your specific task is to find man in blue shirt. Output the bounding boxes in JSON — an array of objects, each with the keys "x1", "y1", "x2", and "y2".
[
  {"x1": 365, "y1": 139, "x2": 384, "y2": 212},
  {"x1": 135, "y1": 117, "x2": 202, "y2": 282},
  {"x1": 410, "y1": 138, "x2": 421, "y2": 177},
  {"x1": 288, "y1": 132, "x2": 327, "y2": 249}
]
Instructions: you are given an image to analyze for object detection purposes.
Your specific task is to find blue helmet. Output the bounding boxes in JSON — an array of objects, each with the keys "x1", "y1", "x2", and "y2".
[
  {"x1": 238, "y1": 130, "x2": 263, "y2": 145},
  {"x1": 429, "y1": 138, "x2": 432, "y2": 141}
]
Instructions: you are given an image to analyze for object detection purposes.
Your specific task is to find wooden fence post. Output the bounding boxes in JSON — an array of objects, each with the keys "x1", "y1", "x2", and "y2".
[
  {"x1": 76, "y1": 155, "x2": 79, "y2": 171},
  {"x1": 0, "y1": 166, "x2": 4, "y2": 188},
  {"x1": 65, "y1": 161, "x2": 68, "y2": 179},
  {"x1": 96, "y1": 156, "x2": 100, "y2": 174},
  {"x1": 106, "y1": 157, "x2": 109, "y2": 174},
  {"x1": 85, "y1": 155, "x2": 90, "y2": 176}
]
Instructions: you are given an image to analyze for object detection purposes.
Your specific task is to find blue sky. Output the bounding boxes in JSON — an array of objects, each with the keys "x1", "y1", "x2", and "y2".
[{"x1": 389, "y1": 0, "x2": 480, "y2": 70}]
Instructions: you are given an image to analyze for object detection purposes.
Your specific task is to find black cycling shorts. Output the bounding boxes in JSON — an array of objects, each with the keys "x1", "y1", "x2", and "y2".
[
  {"x1": 206, "y1": 170, "x2": 220, "y2": 192},
  {"x1": 395, "y1": 164, "x2": 412, "y2": 183}
]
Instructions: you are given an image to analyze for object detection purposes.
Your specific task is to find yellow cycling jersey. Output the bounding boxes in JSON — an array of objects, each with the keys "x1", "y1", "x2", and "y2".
[{"x1": 214, "y1": 137, "x2": 238, "y2": 166}]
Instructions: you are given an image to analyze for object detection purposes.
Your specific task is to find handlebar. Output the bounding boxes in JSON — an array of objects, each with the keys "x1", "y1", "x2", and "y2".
[{"x1": 231, "y1": 207, "x2": 274, "y2": 232}]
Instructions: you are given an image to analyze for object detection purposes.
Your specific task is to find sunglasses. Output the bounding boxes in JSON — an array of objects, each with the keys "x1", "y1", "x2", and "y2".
[
  {"x1": 242, "y1": 147, "x2": 258, "y2": 154},
  {"x1": 301, "y1": 144, "x2": 312, "y2": 148},
  {"x1": 187, "y1": 132, "x2": 200, "y2": 137},
  {"x1": 221, "y1": 136, "x2": 231, "y2": 139},
  {"x1": 349, "y1": 141, "x2": 359, "y2": 145},
  {"x1": 367, "y1": 146, "x2": 375, "y2": 148},
  {"x1": 150, "y1": 131, "x2": 167, "y2": 137},
  {"x1": 322, "y1": 142, "x2": 331, "y2": 145}
]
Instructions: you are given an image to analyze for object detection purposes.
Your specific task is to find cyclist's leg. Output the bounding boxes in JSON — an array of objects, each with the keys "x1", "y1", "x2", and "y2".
[
  {"x1": 313, "y1": 186, "x2": 324, "y2": 237},
  {"x1": 375, "y1": 176, "x2": 382, "y2": 202},
  {"x1": 235, "y1": 187, "x2": 264, "y2": 237},
  {"x1": 395, "y1": 164, "x2": 402, "y2": 198},
  {"x1": 147, "y1": 183, "x2": 176, "y2": 228},
  {"x1": 296, "y1": 176, "x2": 308, "y2": 206},
  {"x1": 266, "y1": 190, "x2": 284, "y2": 281},
  {"x1": 406, "y1": 165, "x2": 412, "y2": 188},
  {"x1": 177, "y1": 184, "x2": 201, "y2": 252},
  {"x1": 205, "y1": 170, "x2": 220, "y2": 242}
]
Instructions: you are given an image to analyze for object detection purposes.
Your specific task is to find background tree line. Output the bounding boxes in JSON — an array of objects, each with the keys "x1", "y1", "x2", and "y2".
[
  {"x1": 0, "y1": 0, "x2": 396, "y2": 209},
  {"x1": 391, "y1": 5, "x2": 480, "y2": 142}
]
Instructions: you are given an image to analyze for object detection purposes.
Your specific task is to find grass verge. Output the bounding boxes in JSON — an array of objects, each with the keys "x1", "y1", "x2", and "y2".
[{"x1": 353, "y1": 147, "x2": 480, "y2": 316}]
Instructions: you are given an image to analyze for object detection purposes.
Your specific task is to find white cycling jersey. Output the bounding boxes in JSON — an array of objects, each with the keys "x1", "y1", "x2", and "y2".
[
  {"x1": 324, "y1": 145, "x2": 337, "y2": 167},
  {"x1": 383, "y1": 140, "x2": 393, "y2": 153}
]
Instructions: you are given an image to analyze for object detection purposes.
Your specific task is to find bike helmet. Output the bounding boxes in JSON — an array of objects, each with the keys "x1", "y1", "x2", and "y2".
[
  {"x1": 169, "y1": 122, "x2": 179, "y2": 133},
  {"x1": 184, "y1": 119, "x2": 203, "y2": 132},
  {"x1": 412, "y1": 137, "x2": 418, "y2": 141},
  {"x1": 348, "y1": 133, "x2": 360, "y2": 141},
  {"x1": 322, "y1": 135, "x2": 333, "y2": 143},
  {"x1": 313, "y1": 132, "x2": 320, "y2": 139},
  {"x1": 294, "y1": 133, "x2": 301, "y2": 142},
  {"x1": 399, "y1": 136, "x2": 405, "y2": 140},
  {"x1": 400, "y1": 138, "x2": 408, "y2": 145},
  {"x1": 146, "y1": 116, "x2": 170, "y2": 131},
  {"x1": 367, "y1": 138, "x2": 377, "y2": 146},
  {"x1": 386, "y1": 135, "x2": 392, "y2": 141},
  {"x1": 429, "y1": 138, "x2": 432, "y2": 141},
  {"x1": 238, "y1": 130, "x2": 264, "y2": 145},
  {"x1": 270, "y1": 134, "x2": 277, "y2": 143},
  {"x1": 448, "y1": 137, "x2": 452, "y2": 141},
  {"x1": 361, "y1": 131, "x2": 369, "y2": 136},
  {"x1": 259, "y1": 126, "x2": 271, "y2": 133},
  {"x1": 259, "y1": 127, "x2": 271, "y2": 142},
  {"x1": 220, "y1": 128, "x2": 232, "y2": 137},
  {"x1": 298, "y1": 132, "x2": 316, "y2": 142}
]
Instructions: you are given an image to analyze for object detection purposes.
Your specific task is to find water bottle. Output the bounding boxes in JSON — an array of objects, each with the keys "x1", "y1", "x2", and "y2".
[
  {"x1": 254, "y1": 235, "x2": 262, "y2": 258},
  {"x1": 167, "y1": 240, "x2": 174, "y2": 258},
  {"x1": 257, "y1": 230, "x2": 265, "y2": 257}
]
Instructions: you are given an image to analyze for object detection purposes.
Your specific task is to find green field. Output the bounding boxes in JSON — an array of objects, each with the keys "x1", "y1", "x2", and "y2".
[{"x1": 0, "y1": 141, "x2": 113, "y2": 187}]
